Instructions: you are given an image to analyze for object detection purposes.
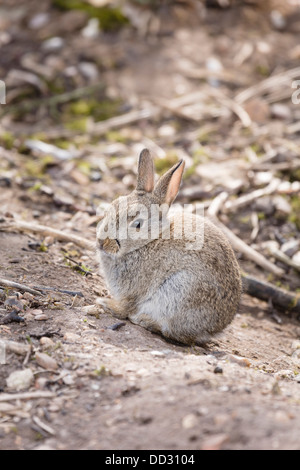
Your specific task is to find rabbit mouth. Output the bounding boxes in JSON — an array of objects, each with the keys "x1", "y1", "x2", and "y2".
[{"x1": 99, "y1": 237, "x2": 120, "y2": 254}]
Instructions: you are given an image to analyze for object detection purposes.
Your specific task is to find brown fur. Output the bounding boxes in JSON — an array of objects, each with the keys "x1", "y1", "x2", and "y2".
[{"x1": 97, "y1": 149, "x2": 242, "y2": 345}]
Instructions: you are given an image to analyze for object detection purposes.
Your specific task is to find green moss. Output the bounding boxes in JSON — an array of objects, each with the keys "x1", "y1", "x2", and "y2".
[
  {"x1": 24, "y1": 155, "x2": 55, "y2": 179},
  {"x1": 64, "y1": 98, "x2": 122, "y2": 128},
  {"x1": 239, "y1": 215, "x2": 251, "y2": 225},
  {"x1": 256, "y1": 64, "x2": 270, "y2": 77},
  {"x1": 76, "y1": 160, "x2": 92, "y2": 176},
  {"x1": 65, "y1": 117, "x2": 88, "y2": 132},
  {"x1": 52, "y1": 0, "x2": 129, "y2": 31},
  {"x1": 290, "y1": 169, "x2": 300, "y2": 183},
  {"x1": 288, "y1": 195, "x2": 300, "y2": 230},
  {"x1": 105, "y1": 130, "x2": 127, "y2": 143},
  {"x1": 0, "y1": 131, "x2": 14, "y2": 150},
  {"x1": 154, "y1": 153, "x2": 179, "y2": 175},
  {"x1": 69, "y1": 100, "x2": 93, "y2": 116}
]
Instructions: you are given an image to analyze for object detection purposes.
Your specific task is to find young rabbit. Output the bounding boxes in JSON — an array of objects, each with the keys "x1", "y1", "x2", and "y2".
[{"x1": 96, "y1": 149, "x2": 242, "y2": 345}]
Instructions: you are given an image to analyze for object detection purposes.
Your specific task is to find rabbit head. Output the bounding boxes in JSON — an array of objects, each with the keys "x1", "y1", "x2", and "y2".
[{"x1": 96, "y1": 149, "x2": 185, "y2": 257}]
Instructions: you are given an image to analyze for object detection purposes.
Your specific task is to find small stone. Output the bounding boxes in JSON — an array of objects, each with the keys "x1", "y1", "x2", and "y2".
[
  {"x1": 40, "y1": 337, "x2": 55, "y2": 350},
  {"x1": 35, "y1": 314, "x2": 48, "y2": 321},
  {"x1": 270, "y1": 103, "x2": 291, "y2": 120},
  {"x1": 42, "y1": 37, "x2": 64, "y2": 51},
  {"x1": 28, "y1": 12, "x2": 49, "y2": 30},
  {"x1": 291, "y1": 349, "x2": 300, "y2": 366},
  {"x1": 63, "y1": 332, "x2": 81, "y2": 342},
  {"x1": 291, "y1": 340, "x2": 300, "y2": 351},
  {"x1": 31, "y1": 309, "x2": 43, "y2": 316},
  {"x1": 200, "y1": 433, "x2": 229, "y2": 450},
  {"x1": 270, "y1": 10, "x2": 286, "y2": 30},
  {"x1": 35, "y1": 376, "x2": 48, "y2": 390},
  {"x1": 227, "y1": 354, "x2": 251, "y2": 367},
  {"x1": 62, "y1": 374, "x2": 75, "y2": 385},
  {"x1": 273, "y1": 195, "x2": 291, "y2": 216},
  {"x1": 274, "y1": 369, "x2": 295, "y2": 380},
  {"x1": 214, "y1": 366, "x2": 223, "y2": 374},
  {"x1": 292, "y1": 252, "x2": 300, "y2": 266},
  {"x1": 182, "y1": 413, "x2": 198, "y2": 429},
  {"x1": 149, "y1": 350, "x2": 165, "y2": 357},
  {"x1": 6, "y1": 368, "x2": 34, "y2": 391},
  {"x1": 35, "y1": 352, "x2": 58, "y2": 370},
  {"x1": 244, "y1": 98, "x2": 270, "y2": 123},
  {"x1": 281, "y1": 240, "x2": 299, "y2": 257}
]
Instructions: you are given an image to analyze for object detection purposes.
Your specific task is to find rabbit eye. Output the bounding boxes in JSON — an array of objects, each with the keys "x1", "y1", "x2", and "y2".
[{"x1": 131, "y1": 218, "x2": 143, "y2": 229}]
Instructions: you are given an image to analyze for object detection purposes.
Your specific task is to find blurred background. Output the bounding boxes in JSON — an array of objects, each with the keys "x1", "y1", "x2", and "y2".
[{"x1": 0, "y1": 0, "x2": 300, "y2": 266}]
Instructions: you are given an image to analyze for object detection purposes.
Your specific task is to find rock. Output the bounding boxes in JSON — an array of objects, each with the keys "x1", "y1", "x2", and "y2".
[
  {"x1": 28, "y1": 13, "x2": 49, "y2": 30},
  {"x1": 35, "y1": 352, "x2": 58, "y2": 370},
  {"x1": 63, "y1": 332, "x2": 81, "y2": 342},
  {"x1": 273, "y1": 195, "x2": 291, "y2": 216},
  {"x1": 274, "y1": 369, "x2": 295, "y2": 380},
  {"x1": 40, "y1": 337, "x2": 55, "y2": 350},
  {"x1": 291, "y1": 340, "x2": 300, "y2": 351},
  {"x1": 35, "y1": 314, "x2": 48, "y2": 321},
  {"x1": 281, "y1": 239, "x2": 299, "y2": 257},
  {"x1": 243, "y1": 98, "x2": 270, "y2": 123},
  {"x1": 182, "y1": 413, "x2": 198, "y2": 429},
  {"x1": 149, "y1": 350, "x2": 165, "y2": 357},
  {"x1": 42, "y1": 37, "x2": 64, "y2": 51},
  {"x1": 291, "y1": 349, "x2": 300, "y2": 366},
  {"x1": 270, "y1": 10, "x2": 286, "y2": 30},
  {"x1": 200, "y1": 433, "x2": 229, "y2": 450},
  {"x1": 292, "y1": 252, "x2": 300, "y2": 266},
  {"x1": 6, "y1": 369, "x2": 34, "y2": 391},
  {"x1": 81, "y1": 18, "x2": 99, "y2": 38},
  {"x1": 271, "y1": 103, "x2": 292, "y2": 120},
  {"x1": 227, "y1": 354, "x2": 251, "y2": 367},
  {"x1": 253, "y1": 196, "x2": 275, "y2": 216}
]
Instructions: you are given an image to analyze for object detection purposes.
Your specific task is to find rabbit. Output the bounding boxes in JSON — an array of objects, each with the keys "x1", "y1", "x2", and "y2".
[{"x1": 96, "y1": 148, "x2": 242, "y2": 345}]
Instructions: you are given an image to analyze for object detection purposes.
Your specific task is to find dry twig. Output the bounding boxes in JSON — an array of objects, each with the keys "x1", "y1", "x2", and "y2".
[
  {"x1": 0, "y1": 278, "x2": 43, "y2": 296},
  {"x1": 0, "y1": 219, "x2": 95, "y2": 251},
  {"x1": 242, "y1": 274, "x2": 300, "y2": 314}
]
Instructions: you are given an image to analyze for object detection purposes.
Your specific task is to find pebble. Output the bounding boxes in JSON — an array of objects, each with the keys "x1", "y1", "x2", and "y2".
[
  {"x1": 182, "y1": 413, "x2": 198, "y2": 429},
  {"x1": 6, "y1": 368, "x2": 34, "y2": 391},
  {"x1": 270, "y1": 10, "x2": 286, "y2": 30},
  {"x1": 200, "y1": 433, "x2": 229, "y2": 450},
  {"x1": 281, "y1": 240, "x2": 299, "y2": 257},
  {"x1": 40, "y1": 337, "x2": 55, "y2": 350},
  {"x1": 292, "y1": 252, "x2": 300, "y2": 265},
  {"x1": 28, "y1": 12, "x2": 49, "y2": 30},
  {"x1": 63, "y1": 332, "x2": 81, "y2": 342},
  {"x1": 244, "y1": 98, "x2": 270, "y2": 123},
  {"x1": 274, "y1": 369, "x2": 295, "y2": 380},
  {"x1": 149, "y1": 350, "x2": 165, "y2": 357},
  {"x1": 270, "y1": 103, "x2": 291, "y2": 120},
  {"x1": 273, "y1": 195, "x2": 292, "y2": 216},
  {"x1": 35, "y1": 352, "x2": 58, "y2": 370},
  {"x1": 35, "y1": 314, "x2": 48, "y2": 321},
  {"x1": 291, "y1": 350, "x2": 300, "y2": 366},
  {"x1": 42, "y1": 37, "x2": 64, "y2": 51},
  {"x1": 227, "y1": 354, "x2": 251, "y2": 368},
  {"x1": 291, "y1": 340, "x2": 300, "y2": 351}
]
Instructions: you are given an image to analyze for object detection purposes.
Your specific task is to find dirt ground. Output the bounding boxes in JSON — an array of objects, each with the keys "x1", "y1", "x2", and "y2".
[{"x1": 1, "y1": 0, "x2": 300, "y2": 450}]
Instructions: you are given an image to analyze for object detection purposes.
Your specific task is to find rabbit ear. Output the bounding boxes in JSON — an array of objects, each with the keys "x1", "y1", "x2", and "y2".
[
  {"x1": 136, "y1": 149, "x2": 155, "y2": 193},
  {"x1": 153, "y1": 160, "x2": 185, "y2": 205}
]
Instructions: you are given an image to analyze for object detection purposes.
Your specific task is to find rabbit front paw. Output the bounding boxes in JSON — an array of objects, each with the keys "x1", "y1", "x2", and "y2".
[{"x1": 96, "y1": 297, "x2": 128, "y2": 319}]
